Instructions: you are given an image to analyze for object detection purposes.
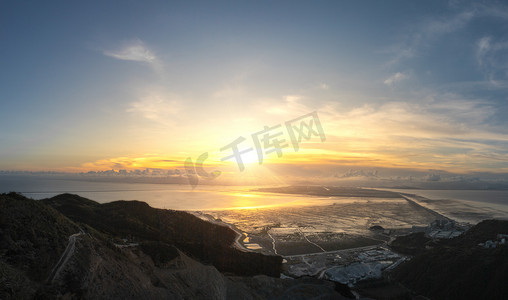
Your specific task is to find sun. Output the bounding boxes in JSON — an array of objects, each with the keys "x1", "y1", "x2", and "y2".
[{"x1": 242, "y1": 150, "x2": 261, "y2": 165}]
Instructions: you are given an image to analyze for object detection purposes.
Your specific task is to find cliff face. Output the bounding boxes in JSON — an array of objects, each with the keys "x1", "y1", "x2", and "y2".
[{"x1": 1, "y1": 193, "x2": 344, "y2": 299}]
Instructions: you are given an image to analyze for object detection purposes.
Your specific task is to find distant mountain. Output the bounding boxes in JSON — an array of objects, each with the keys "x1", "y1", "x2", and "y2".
[
  {"x1": 0, "y1": 193, "x2": 346, "y2": 299},
  {"x1": 391, "y1": 220, "x2": 508, "y2": 300}
]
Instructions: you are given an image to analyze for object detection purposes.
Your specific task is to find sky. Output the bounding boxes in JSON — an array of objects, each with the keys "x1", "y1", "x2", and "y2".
[{"x1": 1, "y1": 0, "x2": 508, "y2": 186}]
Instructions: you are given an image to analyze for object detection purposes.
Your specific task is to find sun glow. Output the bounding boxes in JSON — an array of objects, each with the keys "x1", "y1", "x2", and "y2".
[
  {"x1": 241, "y1": 150, "x2": 261, "y2": 165},
  {"x1": 227, "y1": 192, "x2": 260, "y2": 198}
]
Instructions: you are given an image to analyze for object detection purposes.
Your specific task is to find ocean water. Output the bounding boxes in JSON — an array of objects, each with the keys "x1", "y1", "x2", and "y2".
[
  {"x1": 1, "y1": 176, "x2": 507, "y2": 223},
  {"x1": 0, "y1": 176, "x2": 328, "y2": 210},
  {"x1": 389, "y1": 189, "x2": 508, "y2": 207},
  {"x1": 389, "y1": 189, "x2": 508, "y2": 223}
]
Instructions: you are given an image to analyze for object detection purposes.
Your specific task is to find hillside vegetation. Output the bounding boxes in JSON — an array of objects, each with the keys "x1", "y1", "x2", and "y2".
[
  {"x1": 392, "y1": 220, "x2": 508, "y2": 300},
  {"x1": 1, "y1": 193, "x2": 345, "y2": 299}
]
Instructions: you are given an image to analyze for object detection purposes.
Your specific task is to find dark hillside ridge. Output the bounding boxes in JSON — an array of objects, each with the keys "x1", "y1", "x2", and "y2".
[
  {"x1": 391, "y1": 219, "x2": 508, "y2": 300},
  {"x1": 43, "y1": 193, "x2": 282, "y2": 277},
  {"x1": 0, "y1": 192, "x2": 80, "y2": 282},
  {"x1": 1, "y1": 193, "x2": 307, "y2": 299}
]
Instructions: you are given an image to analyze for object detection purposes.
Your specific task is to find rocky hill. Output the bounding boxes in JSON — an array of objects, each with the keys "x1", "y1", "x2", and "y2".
[
  {"x1": 391, "y1": 219, "x2": 508, "y2": 300},
  {"x1": 0, "y1": 193, "x2": 346, "y2": 299},
  {"x1": 42, "y1": 193, "x2": 282, "y2": 277}
]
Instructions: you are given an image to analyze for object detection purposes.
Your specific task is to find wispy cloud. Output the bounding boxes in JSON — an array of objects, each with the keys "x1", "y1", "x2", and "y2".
[
  {"x1": 423, "y1": 11, "x2": 474, "y2": 37},
  {"x1": 81, "y1": 154, "x2": 184, "y2": 171},
  {"x1": 476, "y1": 36, "x2": 492, "y2": 67},
  {"x1": 328, "y1": 99, "x2": 501, "y2": 140},
  {"x1": 315, "y1": 96, "x2": 508, "y2": 172},
  {"x1": 476, "y1": 36, "x2": 508, "y2": 85},
  {"x1": 264, "y1": 95, "x2": 309, "y2": 116},
  {"x1": 319, "y1": 83, "x2": 329, "y2": 90},
  {"x1": 384, "y1": 72, "x2": 408, "y2": 86},
  {"x1": 386, "y1": 2, "x2": 508, "y2": 68},
  {"x1": 127, "y1": 93, "x2": 181, "y2": 125},
  {"x1": 103, "y1": 38, "x2": 161, "y2": 69},
  {"x1": 386, "y1": 10, "x2": 474, "y2": 66}
]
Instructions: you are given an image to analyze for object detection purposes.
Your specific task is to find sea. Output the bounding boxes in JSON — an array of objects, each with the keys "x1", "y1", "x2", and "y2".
[
  {"x1": 0, "y1": 176, "x2": 323, "y2": 210},
  {"x1": 1, "y1": 175, "x2": 507, "y2": 223}
]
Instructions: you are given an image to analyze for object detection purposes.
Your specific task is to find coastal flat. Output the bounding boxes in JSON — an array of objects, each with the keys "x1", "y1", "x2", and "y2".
[{"x1": 208, "y1": 194, "x2": 439, "y2": 256}]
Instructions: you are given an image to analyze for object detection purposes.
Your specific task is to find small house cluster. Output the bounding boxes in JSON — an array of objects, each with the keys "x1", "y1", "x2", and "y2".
[
  {"x1": 478, "y1": 234, "x2": 508, "y2": 249},
  {"x1": 411, "y1": 219, "x2": 468, "y2": 239}
]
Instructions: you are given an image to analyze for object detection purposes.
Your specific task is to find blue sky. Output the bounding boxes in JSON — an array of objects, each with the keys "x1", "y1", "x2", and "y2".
[{"x1": 1, "y1": 0, "x2": 508, "y2": 183}]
